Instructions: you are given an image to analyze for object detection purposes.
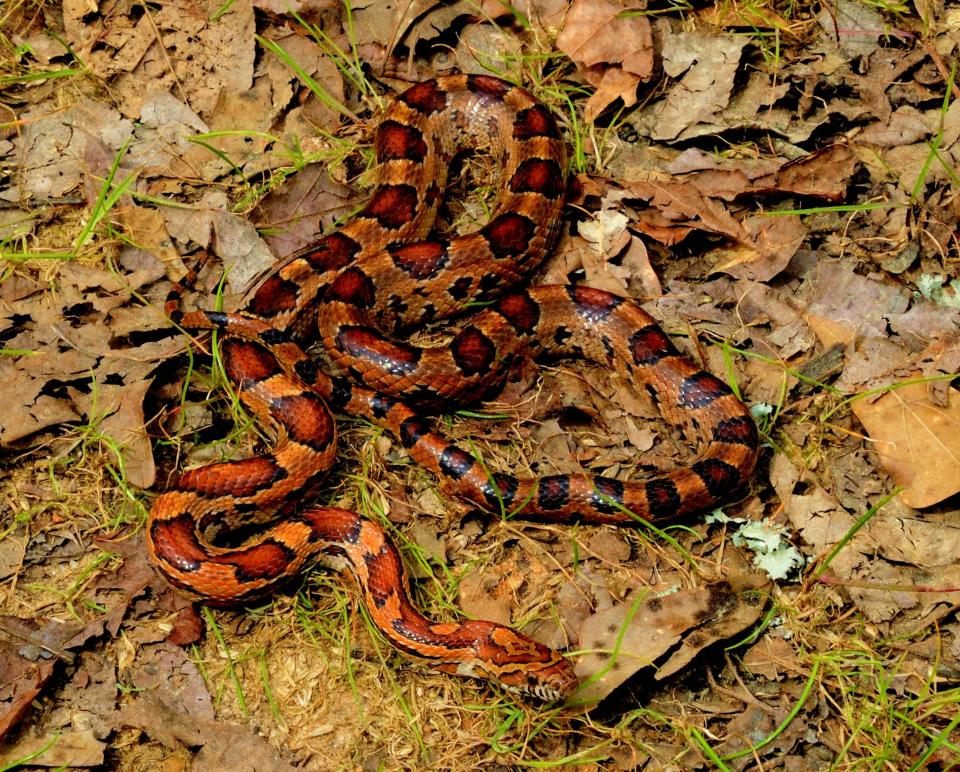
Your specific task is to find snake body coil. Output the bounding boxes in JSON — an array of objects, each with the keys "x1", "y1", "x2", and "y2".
[{"x1": 148, "y1": 75, "x2": 759, "y2": 701}]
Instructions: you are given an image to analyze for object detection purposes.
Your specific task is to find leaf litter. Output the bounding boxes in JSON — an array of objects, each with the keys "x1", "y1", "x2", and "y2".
[{"x1": 1, "y1": 0, "x2": 960, "y2": 768}]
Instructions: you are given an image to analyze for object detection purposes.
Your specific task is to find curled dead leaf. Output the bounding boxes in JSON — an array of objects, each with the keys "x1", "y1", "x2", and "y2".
[{"x1": 571, "y1": 573, "x2": 769, "y2": 704}]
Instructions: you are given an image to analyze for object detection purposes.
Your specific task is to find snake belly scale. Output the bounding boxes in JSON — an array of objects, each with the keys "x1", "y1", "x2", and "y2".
[{"x1": 147, "y1": 74, "x2": 760, "y2": 701}]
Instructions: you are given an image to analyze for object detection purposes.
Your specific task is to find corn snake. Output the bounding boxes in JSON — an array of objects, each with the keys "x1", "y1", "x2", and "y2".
[{"x1": 147, "y1": 74, "x2": 759, "y2": 701}]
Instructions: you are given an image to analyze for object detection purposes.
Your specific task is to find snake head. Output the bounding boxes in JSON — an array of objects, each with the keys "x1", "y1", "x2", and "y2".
[
  {"x1": 494, "y1": 651, "x2": 579, "y2": 702},
  {"x1": 442, "y1": 623, "x2": 578, "y2": 701}
]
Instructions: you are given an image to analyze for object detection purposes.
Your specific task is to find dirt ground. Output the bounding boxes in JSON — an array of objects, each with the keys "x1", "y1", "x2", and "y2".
[{"x1": 2, "y1": 0, "x2": 960, "y2": 769}]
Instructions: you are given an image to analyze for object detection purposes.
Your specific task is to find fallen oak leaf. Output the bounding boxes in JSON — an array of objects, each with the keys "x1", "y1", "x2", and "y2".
[
  {"x1": 97, "y1": 378, "x2": 155, "y2": 489},
  {"x1": 557, "y1": 0, "x2": 654, "y2": 121},
  {"x1": 91, "y1": 533, "x2": 173, "y2": 634},
  {"x1": 715, "y1": 213, "x2": 806, "y2": 282},
  {"x1": 700, "y1": 2, "x2": 798, "y2": 32},
  {"x1": 571, "y1": 573, "x2": 769, "y2": 704},
  {"x1": 458, "y1": 573, "x2": 513, "y2": 627},
  {"x1": 579, "y1": 209, "x2": 630, "y2": 256},
  {"x1": 818, "y1": 574, "x2": 960, "y2": 594},
  {"x1": 851, "y1": 381, "x2": 960, "y2": 508},
  {"x1": 557, "y1": 0, "x2": 653, "y2": 75},
  {"x1": 652, "y1": 573, "x2": 769, "y2": 680},
  {"x1": 251, "y1": 161, "x2": 355, "y2": 259},
  {"x1": 576, "y1": 209, "x2": 633, "y2": 295},
  {"x1": 0, "y1": 616, "x2": 97, "y2": 664},
  {"x1": 749, "y1": 144, "x2": 856, "y2": 202},
  {"x1": 741, "y1": 636, "x2": 804, "y2": 682},
  {"x1": 627, "y1": 178, "x2": 746, "y2": 246},
  {"x1": 584, "y1": 67, "x2": 646, "y2": 125},
  {"x1": 651, "y1": 33, "x2": 747, "y2": 142},
  {"x1": 165, "y1": 606, "x2": 203, "y2": 647},
  {"x1": 121, "y1": 692, "x2": 297, "y2": 772},
  {"x1": 0, "y1": 642, "x2": 56, "y2": 742},
  {"x1": 126, "y1": 643, "x2": 215, "y2": 721},
  {"x1": 0, "y1": 729, "x2": 105, "y2": 768},
  {"x1": 0, "y1": 615, "x2": 112, "y2": 741}
]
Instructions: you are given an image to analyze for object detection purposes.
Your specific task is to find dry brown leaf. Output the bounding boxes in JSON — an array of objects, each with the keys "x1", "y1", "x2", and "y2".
[
  {"x1": 717, "y1": 213, "x2": 806, "y2": 282},
  {"x1": 0, "y1": 370, "x2": 80, "y2": 445},
  {"x1": 584, "y1": 67, "x2": 644, "y2": 124},
  {"x1": 98, "y1": 378, "x2": 155, "y2": 489},
  {"x1": 458, "y1": 573, "x2": 512, "y2": 627},
  {"x1": 736, "y1": 280, "x2": 816, "y2": 360},
  {"x1": 121, "y1": 693, "x2": 297, "y2": 772},
  {"x1": 753, "y1": 145, "x2": 856, "y2": 201},
  {"x1": 700, "y1": 2, "x2": 796, "y2": 30},
  {"x1": 773, "y1": 451, "x2": 960, "y2": 627},
  {"x1": 165, "y1": 607, "x2": 204, "y2": 647},
  {"x1": 0, "y1": 729, "x2": 105, "y2": 768},
  {"x1": 3, "y1": 100, "x2": 132, "y2": 205},
  {"x1": 453, "y1": 23, "x2": 525, "y2": 76},
  {"x1": 557, "y1": 0, "x2": 653, "y2": 74},
  {"x1": 741, "y1": 636, "x2": 802, "y2": 681},
  {"x1": 628, "y1": 179, "x2": 745, "y2": 246},
  {"x1": 557, "y1": 0, "x2": 653, "y2": 121},
  {"x1": 530, "y1": 418, "x2": 582, "y2": 475},
  {"x1": 212, "y1": 210, "x2": 282, "y2": 297},
  {"x1": 480, "y1": 0, "x2": 568, "y2": 33},
  {"x1": 64, "y1": 0, "x2": 255, "y2": 121},
  {"x1": 770, "y1": 453, "x2": 862, "y2": 557},
  {"x1": 669, "y1": 147, "x2": 782, "y2": 180},
  {"x1": 655, "y1": 574, "x2": 769, "y2": 680},
  {"x1": 576, "y1": 209, "x2": 632, "y2": 295},
  {"x1": 852, "y1": 382, "x2": 960, "y2": 508},
  {"x1": 572, "y1": 574, "x2": 768, "y2": 704},
  {"x1": 252, "y1": 0, "x2": 337, "y2": 15},
  {"x1": 803, "y1": 260, "x2": 909, "y2": 342},
  {"x1": 0, "y1": 640, "x2": 56, "y2": 741},
  {"x1": 252, "y1": 162, "x2": 356, "y2": 259},
  {"x1": 127, "y1": 643, "x2": 215, "y2": 721},
  {"x1": 91, "y1": 534, "x2": 175, "y2": 634},
  {"x1": 818, "y1": 0, "x2": 885, "y2": 58},
  {"x1": 573, "y1": 592, "x2": 685, "y2": 704},
  {"x1": 585, "y1": 531, "x2": 631, "y2": 564},
  {"x1": 267, "y1": 28, "x2": 347, "y2": 134},
  {"x1": 407, "y1": 520, "x2": 446, "y2": 578},
  {"x1": 351, "y1": 0, "x2": 439, "y2": 61},
  {"x1": 651, "y1": 33, "x2": 747, "y2": 141},
  {"x1": 622, "y1": 235, "x2": 662, "y2": 298},
  {"x1": 856, "y1": 106, "x2": 931, "y2": 147},
  {"x1": 804, "y1": 311, "x2": 855, "y2": 350},
  {"x1": 666, "y1": 146, "x2": 854, "y2": 205},
  {"x1": 115, "y1": 205, "x2": 180, "y2": 265}
]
